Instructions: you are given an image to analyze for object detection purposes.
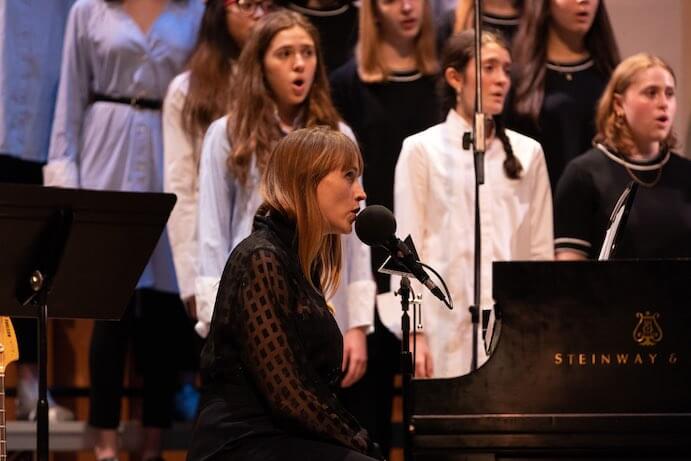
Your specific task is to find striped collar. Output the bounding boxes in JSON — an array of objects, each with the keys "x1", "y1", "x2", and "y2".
[{"x1": 287, "y1": 2, "x2": 351, "y2": 16}]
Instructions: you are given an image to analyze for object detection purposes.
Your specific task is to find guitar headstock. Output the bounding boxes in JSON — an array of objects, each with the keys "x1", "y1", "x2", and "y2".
[{"x1": 0, "y1": 317, "x2": 19, "y2": 373}]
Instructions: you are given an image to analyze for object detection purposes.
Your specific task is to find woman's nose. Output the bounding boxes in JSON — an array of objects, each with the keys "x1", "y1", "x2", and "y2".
[{"x1": 354, "y1": 182, "x2": 366, "y2": 202}]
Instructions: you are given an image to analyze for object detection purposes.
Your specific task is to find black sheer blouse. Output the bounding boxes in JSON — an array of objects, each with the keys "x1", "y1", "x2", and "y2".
[{"x1": 198, "y1": 212, "x2": 373, "y2": 455}]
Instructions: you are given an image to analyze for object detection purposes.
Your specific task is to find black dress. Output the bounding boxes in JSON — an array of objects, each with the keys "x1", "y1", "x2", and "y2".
[
  {"x1": 506, "y1": 59, "x2": 608, "y2": 189},
  {"x1": 554, "y1": 146, "x2": 691, "y2": 259},
  {"x1": 188, "y1": 213, "x2": 380, "y2": 461}
]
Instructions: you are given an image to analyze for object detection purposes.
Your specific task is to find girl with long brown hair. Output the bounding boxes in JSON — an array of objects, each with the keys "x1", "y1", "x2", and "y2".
[
  {"x1": 329, "y1": 0, "x2": 439, "y2": 452},
  {"x1": 189, "y1": 127, "x2": 381, "y2": 460},
  {"x1": 554, "y1": 54, "x2": 691, "y2": 260},
  {"x1": 195, "y1": 8, "x2": 376, "y2": 425},
  {"x1": 163, "y1": 0, "x2": 273, "y2": 329},
  {"x1": 386, "y1": 29, "x2": 553, "y2": 378},
  {"x1": 506, "y1": 0, "x2": 620, "y2": 188}
]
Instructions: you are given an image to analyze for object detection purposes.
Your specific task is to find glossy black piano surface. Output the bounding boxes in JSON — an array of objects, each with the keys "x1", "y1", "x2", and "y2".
[{"x1": 411, "y1": 260, "x2": 691, "y2": 460}]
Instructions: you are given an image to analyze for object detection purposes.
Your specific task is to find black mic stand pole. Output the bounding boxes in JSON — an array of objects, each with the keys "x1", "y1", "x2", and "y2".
[
  {"x1": 397, "y1": 276, "x2": 413, "y2": 461},
  {"x1": 462, "y1": 0, "x2": 486, "y2": 372}
]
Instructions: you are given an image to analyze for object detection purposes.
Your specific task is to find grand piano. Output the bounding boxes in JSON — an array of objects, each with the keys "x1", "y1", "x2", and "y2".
[{"x1": 411, "y1": 260, "x2": 691, "y2": 460}]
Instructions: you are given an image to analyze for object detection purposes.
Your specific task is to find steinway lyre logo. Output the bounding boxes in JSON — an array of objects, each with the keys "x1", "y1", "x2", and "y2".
[{"x1": 633, "y1": 311, "x2": 663, "y2": 346}]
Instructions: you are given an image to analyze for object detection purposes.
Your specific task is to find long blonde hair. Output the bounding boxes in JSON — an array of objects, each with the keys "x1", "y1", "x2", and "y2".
[
  {"x1": 261, "y1": 127, "x2": 364, "y2": 297},
  {"x1": 595, "y1": 53, "x2": 677, "y2": 155},
  {"x1": 356, "y1": 0, "x2": 439, "y2": 82}
]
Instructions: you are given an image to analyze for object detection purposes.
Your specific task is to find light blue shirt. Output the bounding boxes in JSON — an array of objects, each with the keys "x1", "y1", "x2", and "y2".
[
  {"x1": 0, "y1": 0, "x2": 75, "y2": 162},
  {"x1": 45, "y1": 0, "x2": 203, "y2": 292}
]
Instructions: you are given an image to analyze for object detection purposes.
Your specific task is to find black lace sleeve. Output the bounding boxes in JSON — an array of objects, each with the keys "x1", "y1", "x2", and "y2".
[{"x1": 232, "y1": 248, "x2": 371, "y2": 453}]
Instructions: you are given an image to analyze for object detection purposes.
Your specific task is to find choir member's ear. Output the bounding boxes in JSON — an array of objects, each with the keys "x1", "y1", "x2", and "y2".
[
  {"x1": 444, "y1": 67, "x2": 463, "y2": 94},
  {"x1": 612, "y1": 93, "x2": 624, "y2": 117}
]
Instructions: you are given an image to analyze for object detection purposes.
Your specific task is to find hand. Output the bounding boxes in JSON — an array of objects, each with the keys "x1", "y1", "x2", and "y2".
[
  {"x1": 183, "y1": 296, "x2": 197, "y2": 320},
  {"x1": 341, "y1": 326, "x2": 368, "y2": 388},
  {"x1": 410, "y1": 332, "x2": 433, "y2": 378}
]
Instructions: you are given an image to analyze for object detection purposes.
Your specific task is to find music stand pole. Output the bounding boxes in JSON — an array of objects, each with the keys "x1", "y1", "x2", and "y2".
[
  {"x1": 36, "y1": 288, "x2": 49, "y2": 460},
  {"x1": 21, "y1": 207, "x2": 73, "y2": 461}
]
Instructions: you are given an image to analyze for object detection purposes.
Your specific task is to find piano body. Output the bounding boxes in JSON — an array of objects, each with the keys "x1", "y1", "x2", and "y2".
[{"x1": 411, "y1": 260, "x2": 691, "y2": 460}]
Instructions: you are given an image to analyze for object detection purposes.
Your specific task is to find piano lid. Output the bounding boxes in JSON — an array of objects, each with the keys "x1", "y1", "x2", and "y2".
[{"x1": 412, "y1": 259, "x2": 691, "y2": 417}]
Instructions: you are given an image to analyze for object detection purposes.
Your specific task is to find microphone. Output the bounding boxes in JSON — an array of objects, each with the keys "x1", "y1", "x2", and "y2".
[{"x1": 355, "y1": 205, "x2": 451, "y2": 309}]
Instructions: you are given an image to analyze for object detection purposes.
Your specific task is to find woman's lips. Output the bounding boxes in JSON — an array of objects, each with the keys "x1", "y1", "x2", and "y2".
[
  {"x1": 401, "y1": 18, "x2": 418, "y2": 30},
  {"x1": 575, "y1": 11, "x2": 591, "y2": 23},
  {"x1": 489, "y1": 92, "x2": 505, "y2": 102},
  {"x1": 291, "y1": 79, "x2": 306, "y2": 95},
  {"x1": 349, "y1": 208, "x2": 360, "y2": 221}
]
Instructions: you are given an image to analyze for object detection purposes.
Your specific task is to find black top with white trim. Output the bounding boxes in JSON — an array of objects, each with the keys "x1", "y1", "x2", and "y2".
[
  {"x1": 506, "y1": 58, "x2": 607, "y2": 189},
  {"x1": 554, "y1": 146, "x2": 691, "y2": 259}
]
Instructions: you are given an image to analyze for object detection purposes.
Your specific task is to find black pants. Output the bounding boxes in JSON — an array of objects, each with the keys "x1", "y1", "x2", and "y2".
[
  {"x1": 89, "y1": 288, "x2": 183, "y2": 429},
  {"x1": 0, "y1": 154, "x2": 44, "y2": 364},
  {"x1": 189, "y1": 395, "x2": 380, "y2": 461}
]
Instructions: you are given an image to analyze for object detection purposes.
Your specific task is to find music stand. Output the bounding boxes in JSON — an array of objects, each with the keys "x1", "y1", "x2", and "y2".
[
  {"x1": 599, "y1": 181, "x2": 638, "y2": 260},
  {"x1": 0, "y1": 184, "x2": 176, "y2": 461}
]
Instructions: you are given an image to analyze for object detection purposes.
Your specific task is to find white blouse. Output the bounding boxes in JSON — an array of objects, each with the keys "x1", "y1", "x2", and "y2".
[
  {"x1": 194, "y1": 115, "x2": 376, "y2": 337},
  {"x1": 163, "y1": 71, "x2": 200, "y2": 300},
  {"x1": 380, "y1": 109, "x2": 554, "y2": 378}
]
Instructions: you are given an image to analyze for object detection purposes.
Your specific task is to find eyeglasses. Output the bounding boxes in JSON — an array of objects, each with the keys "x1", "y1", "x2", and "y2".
[{"x1": 225, "y1": 0, "x2": 275, "y2": 15}]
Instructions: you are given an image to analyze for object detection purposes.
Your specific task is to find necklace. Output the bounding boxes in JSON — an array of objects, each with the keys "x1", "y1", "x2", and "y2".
[
  {"x1": 547, "y1": 59, "x2": 594, "y2": 81},
  {"x1": 624, "y1": 165, "x2": 662, "y2": 188},
  {"x1": 596, "y1": 143, "x2": 669, "y2": 188}
]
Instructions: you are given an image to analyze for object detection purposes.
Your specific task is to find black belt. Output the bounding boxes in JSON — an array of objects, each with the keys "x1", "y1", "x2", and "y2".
[{"x1": 90, "y1": 93, "x2": 163, "y2": 110}]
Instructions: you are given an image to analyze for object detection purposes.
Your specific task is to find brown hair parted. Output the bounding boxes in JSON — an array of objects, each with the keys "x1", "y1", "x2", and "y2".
[
  {"x1": 261, "y1": 126, "x2": 364, "y2": 297},
  {"x1": 441, "y1": 29, "x2": 522, "y2": 179},
  {"x1": 512, "y1": 0, "x2": 620, "y2": 124},
  {"x1": 356, "y1": 0, "x2": 439, "y2": 82},
  {"x1": 595, "y1": 53, "x2": 677, "y2": 155},
  {"x1": 181, "y1": 0, "x2": 240, "y2": 145},
  {"x1": 227, "y1": 10, "x2": 342, "y2": 185}
]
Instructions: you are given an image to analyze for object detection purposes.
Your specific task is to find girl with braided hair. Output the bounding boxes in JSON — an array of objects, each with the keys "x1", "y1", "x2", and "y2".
[{"x1": 385, "y1": 29, "x2": 554, "y2": 378}]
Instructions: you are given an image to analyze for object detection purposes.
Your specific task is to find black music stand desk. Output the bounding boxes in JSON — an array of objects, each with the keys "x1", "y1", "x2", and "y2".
[{"x1": 0, "y1": 184, "x2": 176, "y2": 461}]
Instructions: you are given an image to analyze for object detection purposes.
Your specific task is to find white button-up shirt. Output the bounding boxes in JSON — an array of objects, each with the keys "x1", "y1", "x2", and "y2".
[{"x1": 380, "y1": 109, "x2": 554, "y2": 378}]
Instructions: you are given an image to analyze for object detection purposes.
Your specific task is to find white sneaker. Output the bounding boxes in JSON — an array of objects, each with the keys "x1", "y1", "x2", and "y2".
[
  {"x1": 28, "y1": 404, "x2": 75, "y2": 422},
  {"x1": 16, "y1": 378, "x2": 75, "y2": 421}
]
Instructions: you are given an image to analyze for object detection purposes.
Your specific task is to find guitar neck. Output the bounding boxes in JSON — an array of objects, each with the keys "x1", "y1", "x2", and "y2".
[{"x1": 0, "y1": 370, "x2": 5, "y2": 461}]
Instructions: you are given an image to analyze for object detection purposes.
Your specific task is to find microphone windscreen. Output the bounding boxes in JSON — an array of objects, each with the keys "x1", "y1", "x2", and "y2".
[{"x1": 354, "y1": 205, "x2": 396, "y2": 247}]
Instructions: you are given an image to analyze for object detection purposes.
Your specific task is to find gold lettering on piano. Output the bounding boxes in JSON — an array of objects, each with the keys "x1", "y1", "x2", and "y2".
[
  {"x1": 633, "y1": 311, "x2": 663, "y2": 346},
  {"x1": 553, "y1": 352, "x2": 675, "y2": 367}
]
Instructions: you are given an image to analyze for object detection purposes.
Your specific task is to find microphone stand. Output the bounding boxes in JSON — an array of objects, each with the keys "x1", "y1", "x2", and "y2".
[
  {"x1": 461, "y1": 0, "x2": 486, "y2": 372},
  {"x1": 396, "y1": 276, "x2": 413, "y2": 461}
]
